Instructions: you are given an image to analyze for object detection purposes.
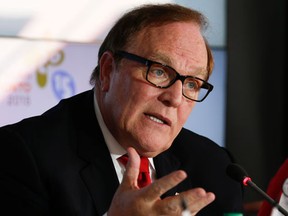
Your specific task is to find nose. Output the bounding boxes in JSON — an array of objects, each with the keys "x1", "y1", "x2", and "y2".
[{"x1": 158, "y1": 80, "x2": 183, "y2": 107}]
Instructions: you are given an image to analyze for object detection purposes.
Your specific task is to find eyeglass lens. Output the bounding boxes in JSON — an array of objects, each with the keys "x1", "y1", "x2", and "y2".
[{"x1": 147, "y1": 63, "x2": 210, "y2": 101}]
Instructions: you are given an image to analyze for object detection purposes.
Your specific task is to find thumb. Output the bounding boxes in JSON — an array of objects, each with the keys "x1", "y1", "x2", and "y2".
[{"x1": 121, "y1": 147, "x2": 140, "y2": 189}]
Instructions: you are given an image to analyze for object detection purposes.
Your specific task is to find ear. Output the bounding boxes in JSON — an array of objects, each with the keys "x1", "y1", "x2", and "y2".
[{"x1": 99, "y1": 51, "x2": 115, "y2": 91}]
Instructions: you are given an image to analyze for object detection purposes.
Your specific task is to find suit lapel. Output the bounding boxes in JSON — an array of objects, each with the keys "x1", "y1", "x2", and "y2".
[
  {"x1": 79, "y1": 144, "x2": 119, "y2": 215},
  {"x1": 154, "y1": 149, "x2": 180, "y2": 197},
  {"x1": 154, "y1": 146, "x2": 193, "y2": 198},
  {"x1": 72, "y1": 90, "x2": 119, "y2": 215}
]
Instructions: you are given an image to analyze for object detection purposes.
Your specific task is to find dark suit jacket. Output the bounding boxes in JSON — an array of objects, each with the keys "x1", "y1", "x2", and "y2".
[{"x1": 0, "y1": 90, "x2": 243, "y2": 215}]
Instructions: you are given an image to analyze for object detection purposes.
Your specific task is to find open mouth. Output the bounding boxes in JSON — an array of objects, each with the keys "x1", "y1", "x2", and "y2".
[{"x1": 145, "y1": 113, "x2": 170, "y2": 126}]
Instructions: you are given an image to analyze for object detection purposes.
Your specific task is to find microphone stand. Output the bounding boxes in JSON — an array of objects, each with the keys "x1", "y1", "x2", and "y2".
[{"x1": 246, "y1": 180, "x2": 288, "y2": 216}]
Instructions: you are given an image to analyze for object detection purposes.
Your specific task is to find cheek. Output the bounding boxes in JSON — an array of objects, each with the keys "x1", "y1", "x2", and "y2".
[
  {"x1": 114, "y1": 80, "x2": 150, "y2": 123},
  {"x1": 177, "y1": 103, "x2": 195, "y2": 125}
]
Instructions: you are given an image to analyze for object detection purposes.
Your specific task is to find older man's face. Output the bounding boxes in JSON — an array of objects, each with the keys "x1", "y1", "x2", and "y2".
[{"x1": 99, "y1": 21, "x2": 208, "y2": 157}]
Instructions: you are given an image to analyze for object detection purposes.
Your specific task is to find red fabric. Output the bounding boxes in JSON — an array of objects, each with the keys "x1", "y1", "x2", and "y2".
[
  {"x1": 258, "y1": 158, "x2": 288, "y2": 215},
  {"x1": 118, "y1": 154, "x2": 152, "y2": 188}
]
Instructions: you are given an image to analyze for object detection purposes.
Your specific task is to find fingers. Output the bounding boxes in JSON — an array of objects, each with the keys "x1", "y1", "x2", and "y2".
[
  {"x1": 144, "y1": 170, "x2": 187, "y2": 201},
  {"x1": 121, "y1": 147, "x2": 189, "y2": 199},
  {"x1": 115, "y1": 147, "x2": 216, "y2": 215},
  {"x1": 156, "y1": 188, "x2": 215, "y2": 216},
  {"x1": 120, "y1": 147, "x2": 140, "y2": 188},
  {"x1": 181, "y1": 188, "x2": 215, "y2": 215},
  {"x1": 121, "y1": 147, "x2": 188, "y2": 197}
]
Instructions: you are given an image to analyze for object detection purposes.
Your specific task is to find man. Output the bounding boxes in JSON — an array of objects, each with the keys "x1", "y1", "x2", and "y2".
[{"x1": 0, "y1": 3, "x2": 243, "y2": 215}]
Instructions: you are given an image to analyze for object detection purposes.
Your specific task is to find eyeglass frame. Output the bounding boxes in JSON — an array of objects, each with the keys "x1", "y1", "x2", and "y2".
[{"x1": 114, "y1": 50, "x2": 214, "y2": 102}]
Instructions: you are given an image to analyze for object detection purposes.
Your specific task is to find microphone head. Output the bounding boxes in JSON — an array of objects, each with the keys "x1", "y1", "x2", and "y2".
[{"x1": 226, "y1": 163, "x2": 249, "y2": 183}]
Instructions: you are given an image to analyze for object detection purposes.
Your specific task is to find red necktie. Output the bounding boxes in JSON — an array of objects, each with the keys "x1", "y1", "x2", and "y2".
[{"x1": 118, "y1": 154, "x2": 152, "y2": 188}]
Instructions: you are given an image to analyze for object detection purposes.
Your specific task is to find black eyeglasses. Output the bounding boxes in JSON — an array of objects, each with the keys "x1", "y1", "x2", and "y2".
[{"x1": 115, "y1": 51, "x2": 213, "y2": 102}]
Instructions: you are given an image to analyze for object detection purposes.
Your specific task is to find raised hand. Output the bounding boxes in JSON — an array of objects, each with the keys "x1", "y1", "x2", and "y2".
[{"x1": 107, "y1": 147, "x2": 215, "y2": 216}]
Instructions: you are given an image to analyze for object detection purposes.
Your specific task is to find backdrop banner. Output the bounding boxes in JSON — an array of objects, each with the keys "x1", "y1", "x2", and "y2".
[{"x1": 0, "y1": 41, "x2": 226, "y2": 147}]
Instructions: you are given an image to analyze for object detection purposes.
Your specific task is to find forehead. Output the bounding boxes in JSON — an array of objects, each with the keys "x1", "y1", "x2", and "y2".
[{"x1": 127, "y1": 22, "x2": 208, "y2": 75}]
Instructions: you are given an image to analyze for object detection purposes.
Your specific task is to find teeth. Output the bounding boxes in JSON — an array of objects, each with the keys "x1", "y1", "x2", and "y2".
[{"x1": 148, "y1": 115, "x2": 164, "y2": 124}]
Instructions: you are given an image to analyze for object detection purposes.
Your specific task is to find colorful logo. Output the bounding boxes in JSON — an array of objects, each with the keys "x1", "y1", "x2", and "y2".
[
  {"x1": 51, "y1": 70, "x2": 76, "y2": 100},
  {"x1": 36, "y1": 51, "x2": 65, "y2": 88}
]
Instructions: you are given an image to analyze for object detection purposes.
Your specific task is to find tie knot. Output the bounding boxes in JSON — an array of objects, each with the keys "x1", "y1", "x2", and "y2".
[
  {"x1": 139, "y1": 156, "x2": 149, "y2": 173},
  {"x1": 118, "y1": 154, "x2": 150, "y2": 172}
]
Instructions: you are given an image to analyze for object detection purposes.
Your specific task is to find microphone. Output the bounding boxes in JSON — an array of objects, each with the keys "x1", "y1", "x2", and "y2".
[{"x1": 226, "y1": 163, "x2": 288, "y2": 216}]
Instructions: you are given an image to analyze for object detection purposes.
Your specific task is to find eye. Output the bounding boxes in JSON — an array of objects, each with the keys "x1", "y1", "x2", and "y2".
[
  {"x1": 150, "y1": 66, "x2": 168, "y2": 79},
  {"x1": 188, "y1": 81, "x2": 196, "y2": 89},
  {"x1": 184, "y1": 79, "x2": 200, "y2": 90},
  {"x1": 147, "y1": 63, "x2": 176, "y2": 87}
]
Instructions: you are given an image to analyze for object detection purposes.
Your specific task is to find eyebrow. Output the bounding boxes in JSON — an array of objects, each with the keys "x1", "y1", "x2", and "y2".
[{"x1": 149, "y1": 52, "x2": 172, "y2": 66}]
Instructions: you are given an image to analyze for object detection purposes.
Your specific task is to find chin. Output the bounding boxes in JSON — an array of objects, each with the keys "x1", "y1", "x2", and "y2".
[{"x1": 138, "y1": 141, "x2": 172, "y2": 157}]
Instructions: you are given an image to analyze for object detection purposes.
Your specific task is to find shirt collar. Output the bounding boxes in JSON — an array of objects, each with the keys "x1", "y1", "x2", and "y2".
[{"x1": 93, "y1": 90, "x2": 126, "y2": 159}]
